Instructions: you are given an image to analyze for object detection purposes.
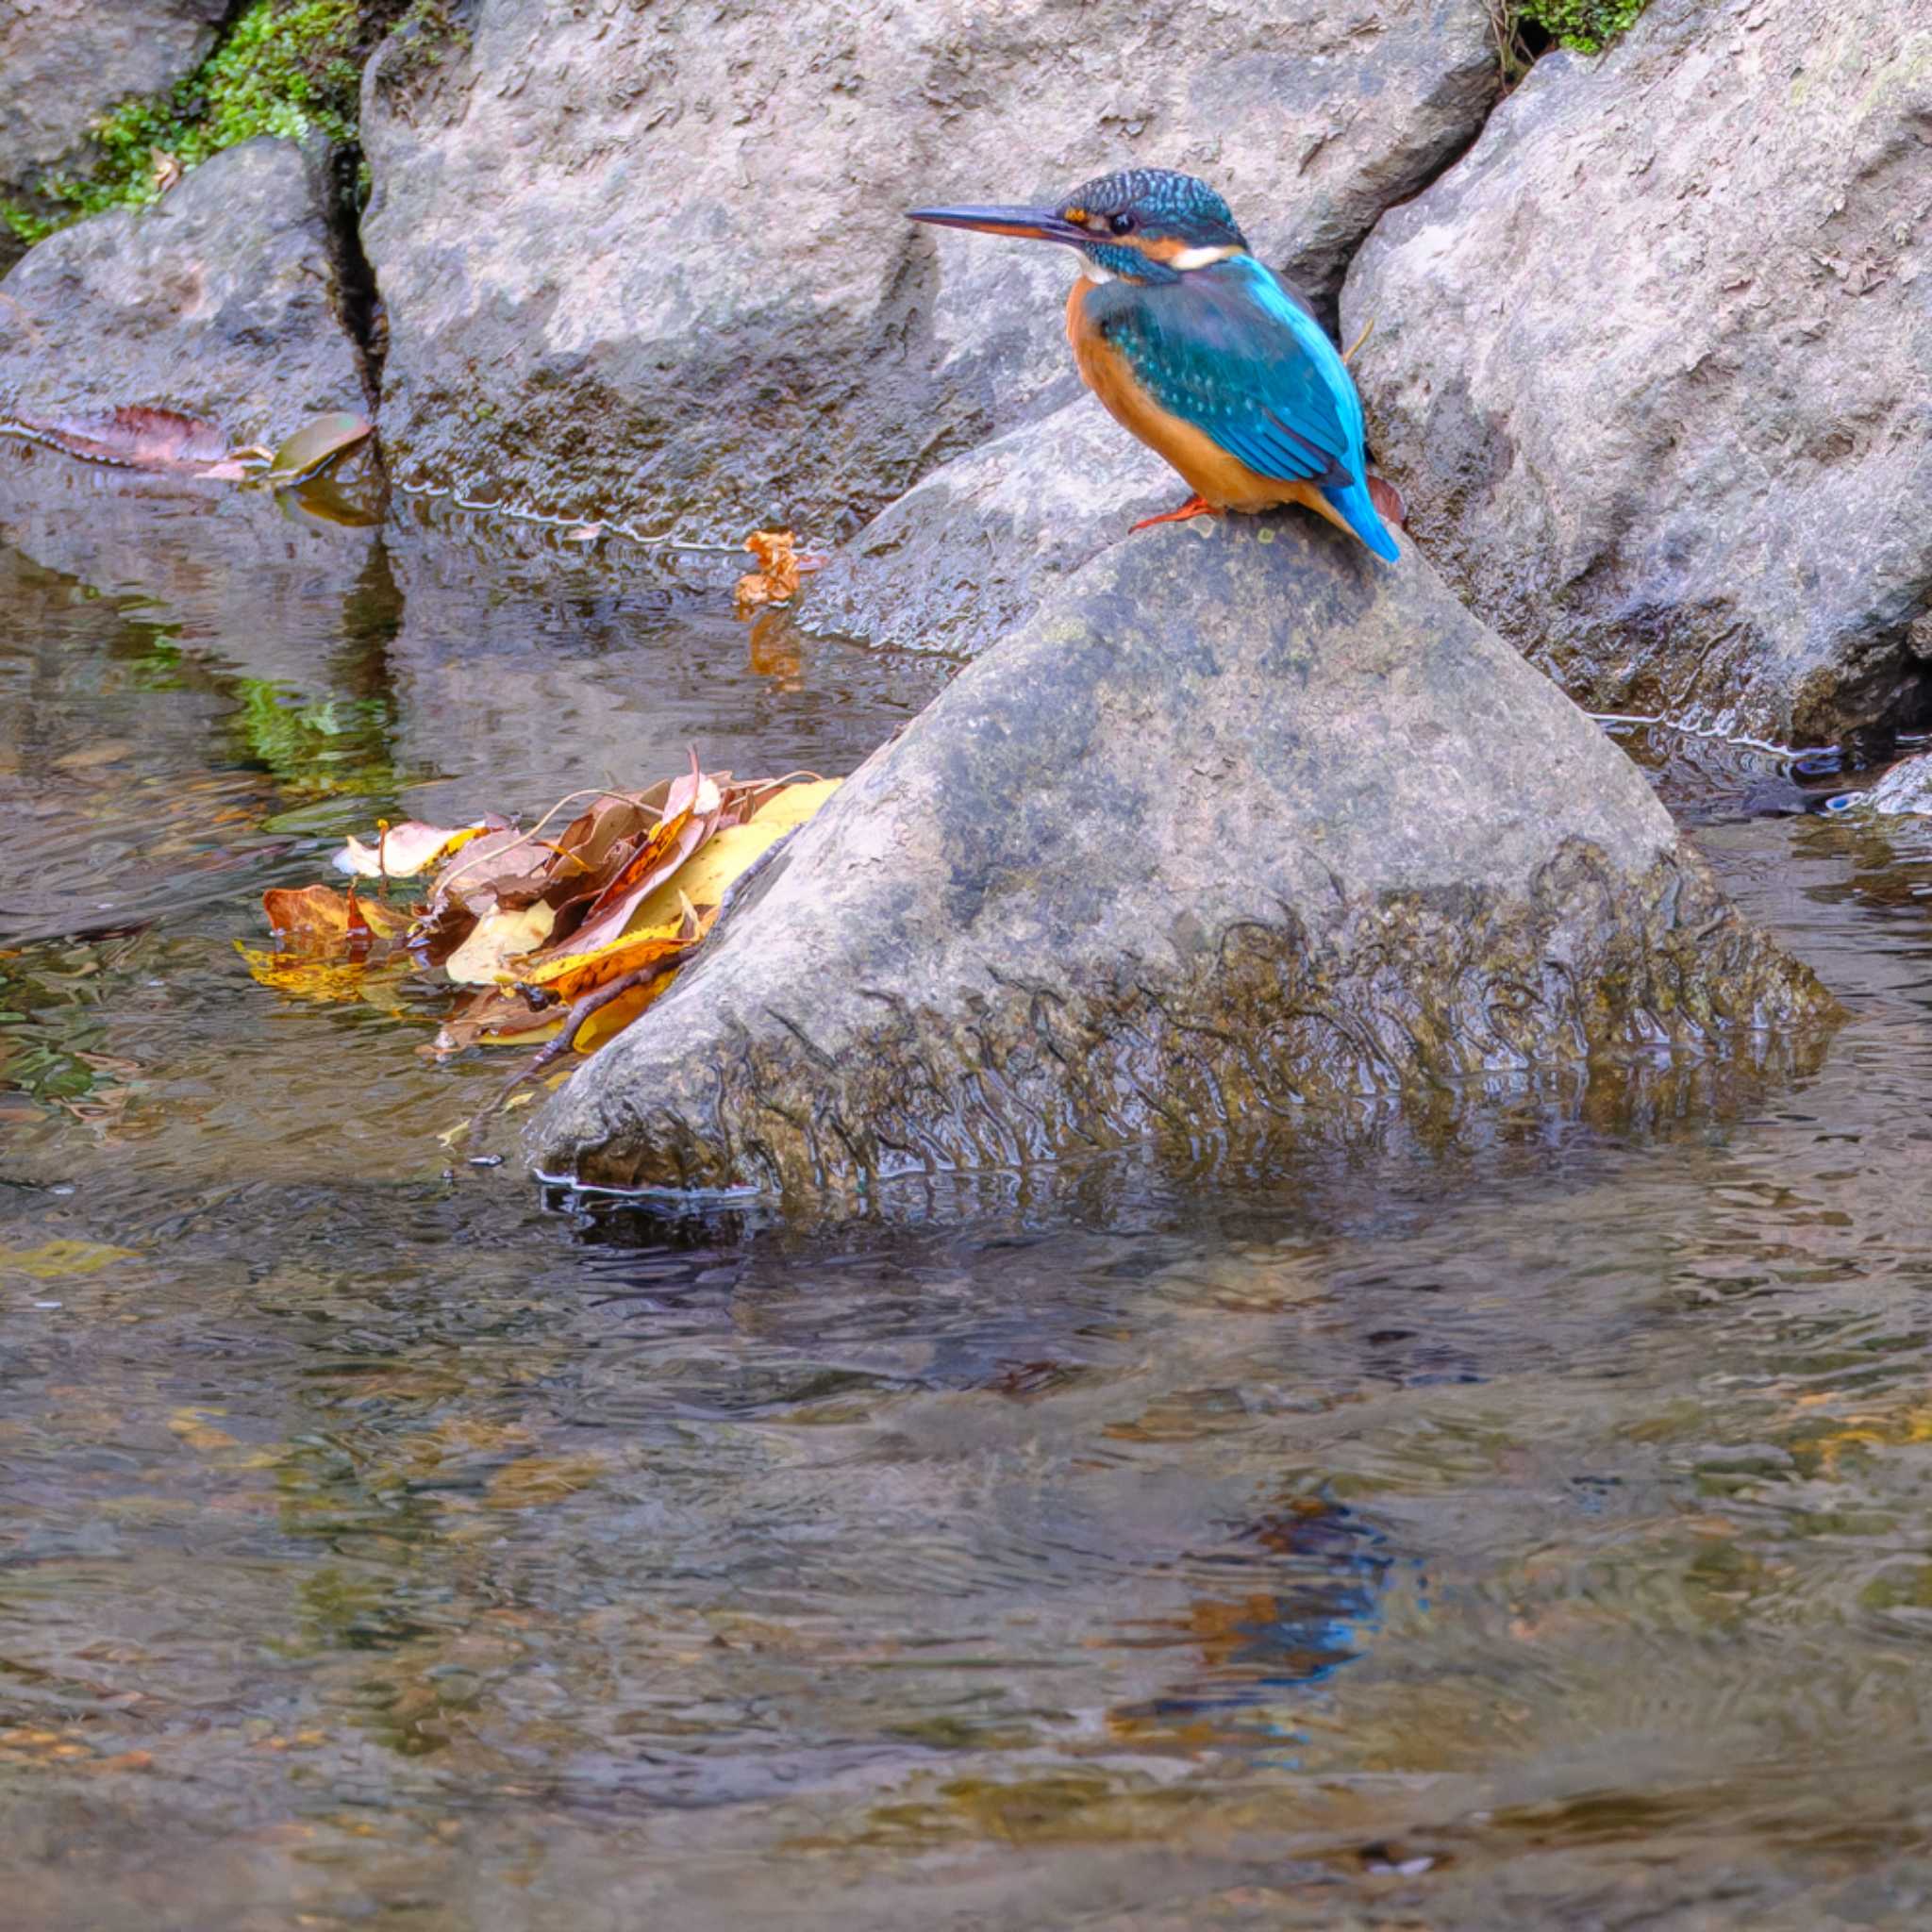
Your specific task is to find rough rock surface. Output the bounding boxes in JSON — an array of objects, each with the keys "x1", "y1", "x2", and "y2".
[
  {"x1": 0, "y1": 0, "x2": 226, "y2": 263},
  {"x1": 1341, "y1": 0, "x2": 1932, "y2": 747},
  {"x1": 360, "y1": 0, "x2": 1496, "y2": 540},
  {"x1": 0, "y1": 138, "x2": 367, "y2": 449},
  {"x1": 803, "y1": 396, "x2": 1175, "y2": 658},
  {"x1": 1864, "y1": 754, "x2": 1932, "y2": 818},
  {"x1": 533, "y1": 514, "x2": 1833, "y2": 1196}
]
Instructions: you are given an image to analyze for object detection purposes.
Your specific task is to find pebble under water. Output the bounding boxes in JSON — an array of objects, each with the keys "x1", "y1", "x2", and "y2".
[{"x1": 6, "y1": 443, "x2": 1932, "y2": 1929}]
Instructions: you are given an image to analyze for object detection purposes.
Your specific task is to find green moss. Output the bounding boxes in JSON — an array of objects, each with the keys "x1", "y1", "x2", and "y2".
[
  {"x1": 21, "y1": 0, "x2": 409, "y2": 236},
  {"x1": 1519, "y1": 0, "x2": 1649, "y2": 52},
  {"x1": 1489, "y1": 0, "x2": 1653, "y2": 76},
  {"x1": 230, "y1": 678, "x2": 395, "y2": 795}
]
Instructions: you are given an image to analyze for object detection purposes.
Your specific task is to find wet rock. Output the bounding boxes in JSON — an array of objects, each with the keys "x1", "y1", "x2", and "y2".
[
  {"x1": 1863, "y1": 754, "x2": 1932, "y2": 818},
  {"x1": 0, "y1": 0, "x2": 226, "y2": 265},
  {"x1": 1341, "y1": 0, "x2": 1932, "y2": 748},
  {"x1": 0, "y1": 138, "x2": 367, "y2": 450},
  {"x1": 359, "y1": 0, "x2": 1497, "y2": 540},
  {"x1": 533, "y1": 514, "x2": 1834, "y2": 1197},
  {"x1": 803, "y1": 396, "x2": 1174, "y2": 658}
]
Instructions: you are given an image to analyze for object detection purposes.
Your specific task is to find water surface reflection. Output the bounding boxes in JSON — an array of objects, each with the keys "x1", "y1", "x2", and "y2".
[{"x1": 5, "y1": 454, "x2": 1932, "y2": 1928}]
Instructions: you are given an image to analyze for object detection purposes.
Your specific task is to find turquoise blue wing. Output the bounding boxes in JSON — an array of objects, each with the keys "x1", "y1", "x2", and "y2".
[{"x1": 1089, "y1": 254, "x2": 1378, "y2": 502}]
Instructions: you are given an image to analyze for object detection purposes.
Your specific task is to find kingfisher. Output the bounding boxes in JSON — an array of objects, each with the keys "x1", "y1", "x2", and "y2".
[{"x1": 908, "y1": 169, "x2": 1399, "y2": 561}]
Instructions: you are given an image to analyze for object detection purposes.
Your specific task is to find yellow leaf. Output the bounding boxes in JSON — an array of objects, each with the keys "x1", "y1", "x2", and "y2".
[
  {"x1": 238, "y1": 942, "x2": 401, "y2": 1007},
  {"x1": 569, "y1": 976, "x2": 670, "y2": 1052},
  {"x1": 444, "y1": 901, "x2": 557, "y2": 986},
  {"x1": 627, "y1": 778, "x2": 840, "y2": 929},
  {"x1": 513, "y1": 917, "x2": 694, "y2": 1001}
]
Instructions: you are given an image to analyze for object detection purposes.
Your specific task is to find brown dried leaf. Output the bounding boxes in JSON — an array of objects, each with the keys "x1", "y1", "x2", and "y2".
[
  {"x1": 734, "y1": 528, "x2": 824, "y2": 613},
  {"x1": 260, "y1": 412, "x2": 375, "y2": 491},
  {"x1": 1366, "y1": 474, "x2": 1407, "y2": 529},
  {"x1": 11, "y1": 407, "x2": 254, "y2": 479}
]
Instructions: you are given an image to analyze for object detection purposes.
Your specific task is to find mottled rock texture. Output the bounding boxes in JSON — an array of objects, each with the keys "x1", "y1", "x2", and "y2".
[
  {"x1": 359, "y1": 0, "x2": 1497, "y2": 539},
  {"x1": 803, "y1": 396, "x2": 1174, "y2": 658},
  {"x1": 0, "y1": 138, "x2": 368, "y2": 448},
  {"x1": 1865, "y1": 753, "x2": 1932, "y2": 819},
  {"x1": 1342, "y1": 0, "x2": 1932, "y2": 747},
  {"x1": 0, "y1": 0, "x2": 226, "y2": 263},
  {"x1": 535, "y1": 514, "x2": 1832, "y2": 1197}
]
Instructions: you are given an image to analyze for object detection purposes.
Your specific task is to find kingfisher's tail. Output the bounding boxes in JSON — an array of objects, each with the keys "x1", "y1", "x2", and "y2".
[{"x1": 1323, "y1": 476, "x2": 1401, "y2": 563}]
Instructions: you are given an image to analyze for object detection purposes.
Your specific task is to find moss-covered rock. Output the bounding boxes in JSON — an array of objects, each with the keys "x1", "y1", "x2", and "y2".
[
  {"x1": 3, "y1": 0, "x2": 413, "y2": 254},
  {"x1": 0, "y1": 138, "x2": 368, "y2": 449}
]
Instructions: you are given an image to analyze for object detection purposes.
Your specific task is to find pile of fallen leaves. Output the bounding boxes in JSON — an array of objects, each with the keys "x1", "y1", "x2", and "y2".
[{"x1": 244, "y1": 756, "x2": 837, "y2": 1087}]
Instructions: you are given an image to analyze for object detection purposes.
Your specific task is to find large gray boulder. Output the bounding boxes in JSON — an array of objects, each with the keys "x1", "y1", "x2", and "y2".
[
  {"x1": 802, "y1": 395, "x2": 1174, "y2": 658},
  {"x1": 0, "y1": 138, "x2": 367, "y2": 449},
  {"x1": 359, "y1": 0, "x2": 1497, "y2": 541},
  {"x1": 1341, "y1": 0, "x2": 1932, "y2": 748},
  {"x1": 0, "y1": 0, "x2": 225, "y2": 265},
  {"x1": 533, "y1": 514, "x2": 1833, "y2": 1196}
]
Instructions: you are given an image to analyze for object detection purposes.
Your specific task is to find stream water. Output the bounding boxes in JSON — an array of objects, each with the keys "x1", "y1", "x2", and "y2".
[{"x1": 6, "y1": 441, "x2": 1932, "y2": 1929}]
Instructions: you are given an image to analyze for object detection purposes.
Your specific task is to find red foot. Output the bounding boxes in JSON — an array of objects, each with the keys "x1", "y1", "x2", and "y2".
[{"x1": 1130, "y1": 493, "x2": 1217, "y2": 533}]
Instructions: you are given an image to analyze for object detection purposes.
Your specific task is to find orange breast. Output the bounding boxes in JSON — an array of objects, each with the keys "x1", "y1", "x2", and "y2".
[{"x1": 1062, "y1": 275, "x2": 1357, "y2": 536}]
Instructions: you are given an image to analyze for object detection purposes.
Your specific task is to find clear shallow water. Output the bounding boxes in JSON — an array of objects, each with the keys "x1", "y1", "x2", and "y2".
[{"x1": 7, "y1": 444, "x2": 1932, "y2": 1928}]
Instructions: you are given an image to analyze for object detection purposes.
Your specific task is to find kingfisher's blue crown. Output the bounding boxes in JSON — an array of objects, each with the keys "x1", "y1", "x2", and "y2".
[{"x1": 1059, "y1": 169, "x2": 1248, "y2": 251}]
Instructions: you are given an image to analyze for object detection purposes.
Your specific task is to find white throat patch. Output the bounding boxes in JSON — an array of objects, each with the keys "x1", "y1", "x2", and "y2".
[
  {"x1": 1081, "y1": 261, "x2": 1115, "y2": 283},
  {"x1": 1170, "y1": 244, "x2": 1241, "y2": 271}
]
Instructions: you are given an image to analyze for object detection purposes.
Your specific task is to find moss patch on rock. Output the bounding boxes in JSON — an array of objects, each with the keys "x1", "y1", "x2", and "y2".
[{"x1": 2, "y1": 0, "x2": 419, "y2": 246}]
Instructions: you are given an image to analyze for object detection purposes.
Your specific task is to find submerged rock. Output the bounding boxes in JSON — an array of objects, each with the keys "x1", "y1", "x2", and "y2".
[
  {"x1": 0, "y1": 0, "x2": 225, "y2": 266},
  {"x1": 0, "y1": 138, "x2": 367, "y2": 450},
  {"x1": 1341, "y1": 0, "x2": 1932, "y2": 747},
  {"x1": 359, "y1": 0, "x2": 1497, "y2": 539},
  {"x1": 534, "y1": 515, "x2": 1834, "y2": 1197}
]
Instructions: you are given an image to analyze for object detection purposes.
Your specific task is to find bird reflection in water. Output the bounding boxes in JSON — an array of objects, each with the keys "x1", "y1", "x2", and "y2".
[{"x1": 1107, "y1": 1495, "x2": 1394, "y2": 1751}]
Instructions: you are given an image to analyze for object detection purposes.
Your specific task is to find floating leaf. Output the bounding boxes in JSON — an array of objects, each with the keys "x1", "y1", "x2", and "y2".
[
  {"x1": 261, "y1": 412, "x2": 375, "y2": 490},
  {"x1": 734, "y1": 528, "x2": 824, "y2": 613},
  {"x1": 512, "y1": 917, "x2": 697, "y2": 1005},
  {"x1": 263, "y1": 882, "x2": 414, "y2": 941},
  {"x1": 443, "y1": 901, "x2": 556, "y2": 987},
  {"x1": 334, "y1": 820, "x2": 489, "y2": 881},
  {"x1": 8, "y1": 406, "x2": 258, "y2": 479},
  {"x1": 255, "y1": 756, "x2": 842, "y2": 1081}
]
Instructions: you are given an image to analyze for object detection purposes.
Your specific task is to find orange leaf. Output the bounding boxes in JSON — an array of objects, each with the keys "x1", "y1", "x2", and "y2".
[
  {"x1": 513, "y1": 919, "x2": 698, "y2": 1005},
  {"x1": 262, "y1": 883, "x2": 414, "y2": 943},
  {"x1": 734, "y1": 528, "x2": 824, "y2": 613}
]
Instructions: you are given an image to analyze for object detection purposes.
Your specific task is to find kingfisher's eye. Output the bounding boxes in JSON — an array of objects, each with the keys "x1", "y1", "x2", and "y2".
[{"x1": 1108, "y1": 212, "x2": 1135, "y2": 236}]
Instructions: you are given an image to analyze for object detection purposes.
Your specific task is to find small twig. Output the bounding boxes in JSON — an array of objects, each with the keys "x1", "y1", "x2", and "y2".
[
  {"x1": 475, "y1": 954, "x2": 685, "y2": 1127},
  {"x1": 1342, "y1": 316, "x2": 1374, "y2": 365},
  {"x1": 432, "y1": 787, "x2": 640, "y2": 900}
]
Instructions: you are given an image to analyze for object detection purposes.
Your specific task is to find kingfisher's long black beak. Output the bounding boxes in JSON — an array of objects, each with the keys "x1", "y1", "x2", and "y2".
[{"x1": 907, "y1": 205, "x2": 1091, "y2": 246}]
